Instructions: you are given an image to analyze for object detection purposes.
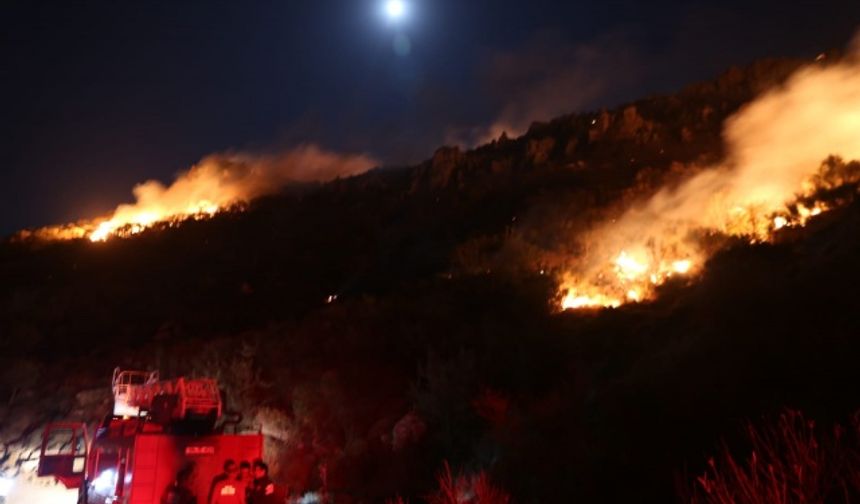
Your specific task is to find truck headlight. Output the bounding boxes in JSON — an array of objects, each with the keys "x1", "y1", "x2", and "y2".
[
  {"x1": 91, "y1": 469, "x2": 117, "y2": 495},
  {"x1": 0, "y1": 476, "x2": 13, "y2": 498}
]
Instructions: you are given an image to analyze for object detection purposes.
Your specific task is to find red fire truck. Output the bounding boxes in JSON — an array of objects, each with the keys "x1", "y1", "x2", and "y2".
[{"x1": 38, "y1": 369, "x2": 263, "y2": 504}]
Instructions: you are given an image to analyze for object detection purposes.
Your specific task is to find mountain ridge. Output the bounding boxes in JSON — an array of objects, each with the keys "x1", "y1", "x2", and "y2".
[{"x1": 2, "y1": 52, "x2": 859, "y2": 503}]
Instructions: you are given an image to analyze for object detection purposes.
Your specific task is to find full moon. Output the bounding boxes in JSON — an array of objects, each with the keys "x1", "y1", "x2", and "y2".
[{"x1": 385, "y1": 0, "x2": 406, "y2": 20}]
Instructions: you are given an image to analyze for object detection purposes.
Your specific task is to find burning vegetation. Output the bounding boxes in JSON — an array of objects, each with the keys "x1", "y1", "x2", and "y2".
[
  {"x1": 15, "y1": 145, "x2": 376, "y2": 243},
  {"x1": 13, "y1": 52, "x2": 860, "y2": 317},
  {"x1": 560, "y1": 54, "x2": 860, "y2": 310}
]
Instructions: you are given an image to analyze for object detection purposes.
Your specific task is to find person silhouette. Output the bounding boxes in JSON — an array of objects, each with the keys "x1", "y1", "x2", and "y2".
[
  {"x1": 208, "y1": 459, "x2": 238, "y2": 504},
  {"x1": 162, "y1": 465, "x2": 196, "y2": 504}
]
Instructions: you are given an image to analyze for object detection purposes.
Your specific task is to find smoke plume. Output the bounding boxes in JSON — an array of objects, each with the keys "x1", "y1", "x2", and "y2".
[
  {"x1": 22, "y1": 144, "x2": 377, "y2": 242},
  {"x1": 107, "y1": 144, "x2": 377, "y2": 224},
  {"x1": 562, "y1": 44, "x2": 860, "y2": 308}
]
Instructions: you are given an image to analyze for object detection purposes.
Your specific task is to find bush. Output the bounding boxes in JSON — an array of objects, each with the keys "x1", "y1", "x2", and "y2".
[
  {"x1": 386, "y1": 461, "x2": 511, "y2": 504},
  {"x1": 687, "y1": 409, "x2": 860, "y2": 504},
  {"x1": 427, "y1": 461, "x2": 510, "y2": 504}
]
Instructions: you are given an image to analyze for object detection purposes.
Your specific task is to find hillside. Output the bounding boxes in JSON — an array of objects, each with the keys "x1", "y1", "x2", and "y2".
[{"x1": 2, "y1": 54, "x2": 860, "y2": 503}]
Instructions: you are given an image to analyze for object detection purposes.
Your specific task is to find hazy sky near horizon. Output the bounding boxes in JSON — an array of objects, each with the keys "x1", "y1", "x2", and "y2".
[{"x1": 2, "y1": 0, "x2": 859, "y2": 233}]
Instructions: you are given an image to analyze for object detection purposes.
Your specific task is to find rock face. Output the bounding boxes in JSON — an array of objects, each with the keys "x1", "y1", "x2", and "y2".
[
  {"x1": 616, "y1": 106, "x2": 657, "y2": 143},
  {"x1": 428, "y1": 147, "x2": 464, "y2": 188},
  {"x1": 586, "y1": 106, "x2": 658, "y2": 145},
  {"x1": 490, "y1": 158, "x2": 512, "y2": 175},
  {"x1": 527, "y1": 138, "x2": 556, "y2": 165},
  {"x1": 397, "y1": 57, "x2": 809, "y2": 196},
  {"x1": 588, "y1": 110, "x2": 613, "y2": 142},
  {"x1": 71, "y1": 388, "x2": 111, "y2": 419},
  {"x1": 564, "y1": 137, "x2": 580, "y2": 157},
  {"x1": 411, "y1": 146, "x2": 465, "y2": 191}
]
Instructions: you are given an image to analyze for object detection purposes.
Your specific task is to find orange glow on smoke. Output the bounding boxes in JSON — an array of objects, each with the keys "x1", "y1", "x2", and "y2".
[
  {"x1": 560, "y1": 54, "x2": 860, "y2": 310},
  {"x1": 16, "y1": 145, "x2": 376, "y2": 243}
]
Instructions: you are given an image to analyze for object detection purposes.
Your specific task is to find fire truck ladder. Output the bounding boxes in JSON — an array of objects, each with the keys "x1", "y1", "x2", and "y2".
[{"x1": 112, "y1": 369, "x2": 222, "y2": 424}]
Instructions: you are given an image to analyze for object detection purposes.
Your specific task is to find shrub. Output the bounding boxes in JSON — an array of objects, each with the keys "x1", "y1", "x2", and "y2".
[
  {"x1": 385, "y1": 461, "x2": 511, "y2": 504},
  {"x1": 687, "y1": 409, "x2": 860, "y2": 504},
  {"x1": 427, "y1": 461, "x2": 510, "y2": 504}
]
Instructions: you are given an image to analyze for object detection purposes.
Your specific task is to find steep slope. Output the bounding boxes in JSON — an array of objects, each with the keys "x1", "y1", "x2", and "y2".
[{"x1": 2, "y1": 54, "x2": 859, "y2": 502}]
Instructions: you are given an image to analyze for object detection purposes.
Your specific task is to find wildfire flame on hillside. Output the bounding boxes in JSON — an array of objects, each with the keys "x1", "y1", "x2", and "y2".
[
  {"x1": 560, "y1": 52, "x2": 860, "y2": 310},
  {"x1": 17, "y1": 145, "x2": 377, "y2": 243}
]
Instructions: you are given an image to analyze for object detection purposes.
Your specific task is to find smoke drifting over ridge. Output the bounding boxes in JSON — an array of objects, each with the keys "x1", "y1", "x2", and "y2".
[
  {"x1": 561, "y1": 38, "x2": 860, "y2": 309},
  {"x1": 109, "y1": 145, "x2": 377, "y2": 221},
  {"x1": 20, "y1": 144, "x2": 377, "y2": 242},
  {"x1": 452, "y1": 34, "x2": 643, "y2": 147}
]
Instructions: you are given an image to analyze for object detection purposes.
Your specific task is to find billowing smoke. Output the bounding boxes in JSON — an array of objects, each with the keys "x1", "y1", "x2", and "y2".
[
  {"x1": 561, "y1": 43, "x2": 860, "y2": 309},
  {"x1": 96, "y1": 145, "x2": 377, "y2": 235},
  {"x1": 21, "y1": 144, "x2": 377, "y2": 242},
  {"x1": 670, "y1": 57, "x2": 860, "y2": 227}
]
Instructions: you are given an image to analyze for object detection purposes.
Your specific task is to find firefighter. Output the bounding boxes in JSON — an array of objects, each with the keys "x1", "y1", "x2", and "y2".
[
  {"x1": 214, "y1": 460, "x2": 253, "y2": 504},
  {"x1": 247, "y1": 460, "x2": 282, "y2": 504},
  {"x1": 238, "y1": 461, "x2": 252, "y2": 482},
  {"x1": 211, "y1": 474, "x2": 246, "y2": 504},
  {"x1": 237, "y1": 461, "x2": 253, "y2": 500},
  {"x1": 208, "y1": 459, "x2": 238, "y2": 504},
  {"x1": 162, "y1": 467, "x2": 197, "y2": 504}
]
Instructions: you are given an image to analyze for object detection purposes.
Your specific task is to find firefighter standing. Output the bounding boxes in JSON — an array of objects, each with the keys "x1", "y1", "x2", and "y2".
[
  {"x1": 161, "y1": 482, "x2": 196, "y2": 504},
  {"x1": 208, "y1": 460, "x2": 238, "y2": 504},
  {"x1": 211, "y1": 475, "x2": 246, "y2": 504},
  {"x1": 247, "y1": 460, "x2": 283, "y2": 504},
  {"x1": 237, "y1": 461, "x2": 253, "y2": 500},
  {"x1": 162, "y1": 467, "x2": 197, "y2": 504},
  {"x1": 212, "y1": 460, "x2": 253, "y2": 504}
]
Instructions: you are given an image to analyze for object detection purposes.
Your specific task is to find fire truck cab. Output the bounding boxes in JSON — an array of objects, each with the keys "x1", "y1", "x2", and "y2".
[{"x1": 38, "y1": 369, "x2": 263, "y2": 504}]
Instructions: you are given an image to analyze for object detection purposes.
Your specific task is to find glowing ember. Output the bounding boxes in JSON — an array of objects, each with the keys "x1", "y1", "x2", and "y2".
[{"x1": 561, "y1": 289, "x2": 622, "y2": 310}]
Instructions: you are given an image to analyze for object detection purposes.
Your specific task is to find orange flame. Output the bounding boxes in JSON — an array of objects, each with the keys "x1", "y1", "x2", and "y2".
[
  {"x1": 560, "y1": 53, "x2": 860, "y2": 310},
  {"x1": 17, "y1": 145, "x2": 376, "y2": 243}
]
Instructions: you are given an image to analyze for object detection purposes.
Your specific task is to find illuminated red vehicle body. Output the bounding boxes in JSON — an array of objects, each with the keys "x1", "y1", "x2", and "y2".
[{"x1": 38, "y1": 369, "x2": 263, "y2": 504}]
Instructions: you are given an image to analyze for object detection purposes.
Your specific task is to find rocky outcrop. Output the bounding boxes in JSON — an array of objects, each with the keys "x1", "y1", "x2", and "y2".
[
  {"x1": 616, "y1": 106, "x2": 657, "y2": 143},
  {"x1": 411, "y1": 146, "x2": 466, "y2": 191},
  {"x1": 399, "y1": 56, "x2": 812, "y2": 195},
  {"x1": 527, "y1": 138, "x2": 556, "y2": 165},
  {"x1": 588, "y1": 110, "x2": 613, "y2": 142}
]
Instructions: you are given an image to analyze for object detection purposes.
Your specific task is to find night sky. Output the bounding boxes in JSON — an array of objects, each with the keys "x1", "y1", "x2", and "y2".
[{"x1": 2, "y1": 0, "x2": 859, "y2": 235}]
